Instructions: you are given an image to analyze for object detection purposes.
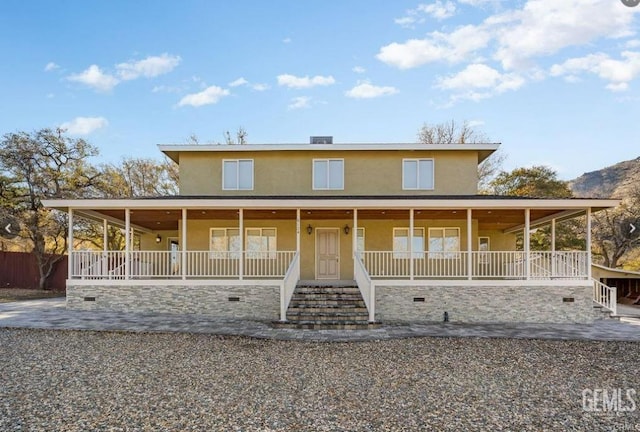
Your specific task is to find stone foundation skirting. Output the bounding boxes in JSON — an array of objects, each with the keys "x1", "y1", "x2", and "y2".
[
  {"x1": 375, "y1": 283, "x2": 594, "y2": 324},
  {"x1": 66, "y1": 282, "x2": 280, "y2": 320}
]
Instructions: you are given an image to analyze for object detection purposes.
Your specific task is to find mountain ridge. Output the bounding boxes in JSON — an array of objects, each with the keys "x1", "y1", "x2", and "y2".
[{"x1": 569, "y1": 156, "x2": 640, "y2": 199}]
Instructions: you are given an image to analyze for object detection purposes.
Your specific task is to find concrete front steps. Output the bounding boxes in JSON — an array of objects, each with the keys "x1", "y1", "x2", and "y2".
[{"x1": 273, "y1": 282, "x2": 380, "y2": 330}]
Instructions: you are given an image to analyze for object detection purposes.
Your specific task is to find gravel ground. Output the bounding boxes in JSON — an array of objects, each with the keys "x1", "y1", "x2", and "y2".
[{"x1": 1, "y1": 329, "x2": 639, "y2": 431}]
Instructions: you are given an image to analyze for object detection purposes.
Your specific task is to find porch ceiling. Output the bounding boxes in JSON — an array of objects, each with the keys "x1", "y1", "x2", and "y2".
[{"x1": 84, "y1": 208, "x2": 577, "y2": 232}]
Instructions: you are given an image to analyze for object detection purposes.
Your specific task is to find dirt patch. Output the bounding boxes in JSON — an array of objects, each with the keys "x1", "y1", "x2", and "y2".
[{"x1": 0, "y1": 288, "x2": 65, "y2": 303}]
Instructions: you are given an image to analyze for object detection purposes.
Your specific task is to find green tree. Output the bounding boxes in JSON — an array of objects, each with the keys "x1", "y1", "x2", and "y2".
[
  {"x1": 489, "y1": 166, "x2": 573, "y2": 198},
  {"x1": 592, "y1": 188, "x2": 640, "y2": 268},
  {"x1": 0, "y1": 128, "x2": 100, "y2": 289},
  {"x1": 417, "y1": 120, "x2": 505, "y2": 192},
  {"x1": 490, "y1": 165, "x2": 581, "y2": 251}
]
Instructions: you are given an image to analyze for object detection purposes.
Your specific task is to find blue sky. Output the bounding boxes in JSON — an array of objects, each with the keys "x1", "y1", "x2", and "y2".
[{"x1": 1, "y1": 0, "x2": 639, "y2": 180}]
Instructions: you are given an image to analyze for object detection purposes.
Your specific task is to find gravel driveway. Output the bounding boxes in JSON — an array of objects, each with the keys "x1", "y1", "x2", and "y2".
[{"x1": 1, "y1": 329, "x2": 638, "y2": 431}]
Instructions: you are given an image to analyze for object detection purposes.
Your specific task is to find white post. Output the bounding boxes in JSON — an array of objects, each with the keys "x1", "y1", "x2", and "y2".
[
  {"x1": 296, "y1": 208, "x2": 301, "y2": 254},
  {"x1": 586, "y1": 208, "x2": 592, "y2": 279},
  {"x1": 369, "y1": 282, "x2": 375, "y2": 322},
  {"x1": 467, "y1": 208, "x2": 473, "y2": 280},
  {"x1": 68, "y1": 208, "x2": 74, "y2": 278},
  {"x1": 524, "y1": 208, "x2": 530, "y2": 280},
  {"x1": 409, "y1": 208, "x2": 414, "y2": 280},
  {"x1": 103, "y1": 219, "x2": 108, "y2": 252},
  {"x1": 239, "y1": 208, "x2": 244, "y2": 280},
  {"x1": 353, "y1": 208, "x2": 358, "y2": 258},
  {"x1": 551, "y1": 218, "x2": 556, "y2": 277},
  {"x1": 181, "y1": 208, "x2": 187, "y2": 280},
  {"x1": 125, "y1": 208, "x2": 130, "y2": 280}
]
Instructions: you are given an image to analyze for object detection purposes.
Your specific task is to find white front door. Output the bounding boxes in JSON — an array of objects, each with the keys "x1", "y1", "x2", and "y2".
[{"x1": 316, "y1": 228, "x2": 340, "y2": 279}]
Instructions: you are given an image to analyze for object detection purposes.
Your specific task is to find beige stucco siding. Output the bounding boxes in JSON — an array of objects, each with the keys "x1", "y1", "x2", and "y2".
[
  {"x1": 178, "y1": 150, "x2": 479, "y2": 196},
  {"x1": 157, "y1": 218, "x2": 514, "y2": 279}
]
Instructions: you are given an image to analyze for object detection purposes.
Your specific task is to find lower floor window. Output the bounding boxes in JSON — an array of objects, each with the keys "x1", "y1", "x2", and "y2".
[
  {"x1": 209, "y1": 227, "x2": 277, "y2": 259},
  {"x1": 393, "y1": 228, "x2": 425, "y2": 259},
  {"x1": 246, "y1": 228, "x2": 277, "y2": 259},
  {"x1": 429, "y1": 227, "x2": 460, "y2": 258},
  {"x1": 210, "y1": 228, "x2": 240, "y2": 258}
]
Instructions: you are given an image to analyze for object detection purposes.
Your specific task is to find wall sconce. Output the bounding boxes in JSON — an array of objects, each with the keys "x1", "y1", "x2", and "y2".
[
  {"x1": 155, "y1": 234, "x2": 162, "y2": 244},
  {"x1": 343, "y1": 224, "x2": 350, "y2": 235},
  {"x1": 306, "y1": 224, "x2": 313, "y2": 235}
]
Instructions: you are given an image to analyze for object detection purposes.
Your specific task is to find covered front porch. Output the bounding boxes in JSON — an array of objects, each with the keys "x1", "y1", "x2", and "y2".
[{"x1": 44, "y1": 196, "x2": 619, "y2": 323}]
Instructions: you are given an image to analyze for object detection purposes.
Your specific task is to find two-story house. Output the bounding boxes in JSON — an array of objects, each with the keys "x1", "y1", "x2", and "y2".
[{"x1": 43, "y1": 138, "x2": 620, "y2": 325}]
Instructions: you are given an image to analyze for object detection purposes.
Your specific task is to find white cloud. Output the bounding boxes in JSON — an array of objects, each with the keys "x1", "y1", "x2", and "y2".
[
  {"x1": 67, "y1": 65, "x2": 119, "y2": 92},
  {"x1": 60, "y1": 116, "x2": 108, "y2": 135},
  {"x1": 178, "y1": 85, "x2": 230, "y2": 107},
  {"x1": 229, "y1": 77, "x2": 249, "y2": 87},
  {"x1": 377, "y1": 25, "x2": 491, "y2": 68},
  {"x1": 283, "y1": 37, "x2": 292, "y2": 44},
  {"x1": 288, "y1": 96, "x2": 311, "y2": 110},
  {"x1": 116, "y1": 53, "x2": 181, "y2": 80},
  {"x1": 436, "y1": 63, "x2": 524, "y2": 103},
  {"x1": 626, "y1": 39, "x2": 640, "y2": 48},
  {"x1": 352, "y1": 66, "x2": 366, "y2": 73},
  {"x1": 345, "y1": 82, "x2": 399, "y2": 98},
  {"x1": 395, "y1": 1, "x2": 456, "y2": 27},
  {"x1": 458, "y1": 0, "x2": 502, "y2": 6},
  {"x1": 277, "y1": 74, "x2": 335, "y2": 88},
  {"x1": 380, "y1": 0, "x2": 639, "y2": 70},
  {"x1": 550, "y1": 51, "x2": 640, "y2": 92},
  {"x1": 252, "y1": 83, "x2": 270, "y2": 91},
  {"x1": 44, "y1": 62, "x2": 59, "y2": 72},
  {"x1": 491, "y1": 0, "x2": 637, "y2": 69}
]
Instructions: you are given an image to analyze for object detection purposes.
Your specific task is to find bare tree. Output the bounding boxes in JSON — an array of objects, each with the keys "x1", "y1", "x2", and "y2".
[
  {"x1": 98, "y1": 157, "x2": 178, "y2": 198},
  {"x1": 0, "y1": 128, "x2": 100, "y2": 289},
  {"x1": 592, "y1": 188, "x2": 640, "y2": 268},
  {"x1": 417, "y1": 120, "x2": 504, "y2": 192}
]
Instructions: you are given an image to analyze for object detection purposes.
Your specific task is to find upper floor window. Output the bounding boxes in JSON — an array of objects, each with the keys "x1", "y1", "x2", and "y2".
[
  {"x1": 403, "y1": 159, "x2": 434, "y2": 190},
  {"x1": 223, "y1": 159, "x2": 253, "y2": 190},
  {"x1": 313, "y1": 159, "x2": 344, "y2": 190}
]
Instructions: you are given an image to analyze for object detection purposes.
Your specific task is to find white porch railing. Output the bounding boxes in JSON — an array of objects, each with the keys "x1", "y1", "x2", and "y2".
[
  {"x1": 71, "y1": 250, "x2": 296, "y2": 279},
  {"x1": 361, "y1": 250, "x2": 589, "y2": 280},
  {"x1": 593, "y1": 279, "x2": 617, "y2": 315},
  {"x1": 354, "y1": 252, "x2": 374, "y2": 322},
  {"x1": 280, "y1": 252, "x2": 300, "y2": 321}
]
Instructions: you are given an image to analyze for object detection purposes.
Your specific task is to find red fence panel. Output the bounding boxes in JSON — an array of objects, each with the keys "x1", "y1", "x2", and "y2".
[{"x1": 0, "y1": 251, "x2": 67, "y2": 291}]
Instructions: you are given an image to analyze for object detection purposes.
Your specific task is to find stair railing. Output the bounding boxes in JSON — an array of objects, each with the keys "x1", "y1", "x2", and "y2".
[
  {"x1": 355, "y1": 252, "x2": 375, "y2": 322},
  {"x1": 280, "y1": 251, "x2": 300, "y2": 321}
]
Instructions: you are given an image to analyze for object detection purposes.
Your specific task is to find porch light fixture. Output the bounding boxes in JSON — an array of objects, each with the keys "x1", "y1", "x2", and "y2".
[
  {"x1": 343, "y1": 224, "x2": 350, "y2": 235},
  {"x1": 306, "y1": 224, "x2": 313, "y2": 235},
  {"x1": 155, "y1": 234, "x2": 162, "y2": 244}
]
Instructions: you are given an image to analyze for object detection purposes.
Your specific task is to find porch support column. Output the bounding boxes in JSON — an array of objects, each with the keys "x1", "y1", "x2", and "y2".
[
  {"x1": 352, "y1": 209, "x2": 358, "y2": 258},
  {"x1": 524, "y1": 208, "x2": 530, "y2": 280},
  {"x1": 239, "y1": 209, "x2": 244, "y2": 280},
  {"x1": 586, "y1": 208, "x2": 592, "y2": 279},
  {"x1": 409, "y1": 209, "x2": 414, "y2": 280},
  {"x1": 467, "y1": 208, "x2": 473, "y2": 280},
  {"x1": 551, "y1": 218, "x2": 556, "y2": 277},
  {"x1": 125, "y1": 208, "x2": 130, "y2": 280},
  {"x1": 181, "y1": 208, "x2": 187, "y2": 280},
  {"x1": 296, "y1": 209, "x2": 301, "y2": 254},
  {"x1": 68, "y1": 208, "x2": 74, "y2": 278},
  {"x1": 103, "y1": 219, "x2": 108, "y2": 252}
]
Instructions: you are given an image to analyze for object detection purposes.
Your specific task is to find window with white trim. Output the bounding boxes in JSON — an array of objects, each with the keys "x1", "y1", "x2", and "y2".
[
  {"x1": 393, "y1": 227, "x2": 425, "y2": 259},
  {"x1": 245, "y1": 228, "x2": 277, "y2": 259},
  {"x1": 223, "y1": 159, "x2": 253, "y2": 190},
  {"x1": 356, "y1": 227, "x2": 365, "y2": 253},
  {"x1": 313, "y1": 159, "x2": 344, "y2": 190},
  {"x1": 429, "y1": 227, "x2": 460, "y2": 258},
  {"x1": 478, "y1": 236, "x2": 490, "y2": 264},
  {"x1": 403, "y1": 159, "x2": 434, "y2": 190},
  {"x1": 210, "y1": 228, "x2": 240, "y2": 259}
]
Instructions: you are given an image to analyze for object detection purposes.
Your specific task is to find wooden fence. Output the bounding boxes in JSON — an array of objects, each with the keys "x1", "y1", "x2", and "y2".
[{"x1": 0, "y1": 251, "x2": 67, "y2": 291}]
